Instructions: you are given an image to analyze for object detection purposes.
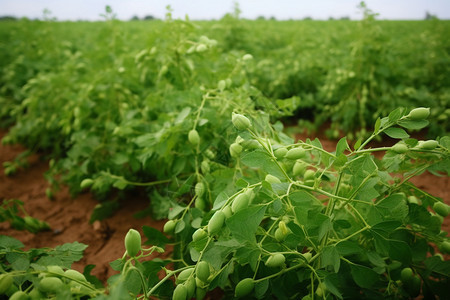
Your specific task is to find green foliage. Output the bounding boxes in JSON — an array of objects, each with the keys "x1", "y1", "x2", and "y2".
[{"x1": 0, "y1": 5, "x2": 449, "y2": 299}]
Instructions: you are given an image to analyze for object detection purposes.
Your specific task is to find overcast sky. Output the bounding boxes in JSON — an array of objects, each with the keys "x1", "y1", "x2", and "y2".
[{"x1": 1, "y1": 0, "x2": 449, "y2": 21}]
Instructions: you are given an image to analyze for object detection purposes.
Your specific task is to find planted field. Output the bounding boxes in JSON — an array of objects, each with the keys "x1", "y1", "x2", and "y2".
[{"x1": 0, "y1": 9, "x2": 449, "y2": 300}]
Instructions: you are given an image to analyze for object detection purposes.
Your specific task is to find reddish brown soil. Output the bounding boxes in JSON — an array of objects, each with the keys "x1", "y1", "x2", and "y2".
[
  {"x1": 0, "y1": 130, "x2": 168, "y2": 283},
  {"x1": 0, "y1": 128, "x2": 449, "y2": 288}
]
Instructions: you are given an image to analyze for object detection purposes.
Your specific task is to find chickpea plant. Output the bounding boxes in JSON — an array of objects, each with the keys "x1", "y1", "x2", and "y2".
[{"x1": 1, "y1": 107, "x2": 449, "y2": 299}]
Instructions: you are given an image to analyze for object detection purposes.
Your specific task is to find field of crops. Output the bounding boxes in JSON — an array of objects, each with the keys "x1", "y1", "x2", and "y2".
[{"x1": 1, "y1": 6, "x2": 450, "y2": 300}]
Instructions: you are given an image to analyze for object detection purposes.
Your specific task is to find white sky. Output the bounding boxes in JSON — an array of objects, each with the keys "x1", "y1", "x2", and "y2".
[{"x1": 0, "y1": 0, "x2": 449, "y2": 21}]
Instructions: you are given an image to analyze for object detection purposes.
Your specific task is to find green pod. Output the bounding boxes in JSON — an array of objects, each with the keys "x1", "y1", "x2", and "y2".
[
  {"x1": 39, "y1": 277, "x2": 64, "y2": 294},
  {"x1": 176, "y1": 268, "x2": 194, "y2": 284},
  {"x1": 192, "y1": 228, "x2": 207, "y2": 242},
  {"x1": 173, "y1": 284, "x2": 188, "y2": 300},
  {"x1": 407, "y1": 107, "x2": 430, "y2": 120},
  {"x1": 207, "y1": 211, "x2": 225, "y2": 235},
  {"x1": 235, "y1": 278, "x2": 254, "y2": 298},
  {"x1": 286, "y1": 147, "x2": 306, "y2": 160},
  {"x1": 293, "y1": 161, "x2": 307, "y2": 176},
  {"x1": 188, "y1": 129, "x2": 200, "y2": 145},
  {"x1": 232, "y1": 113, "x2": 251, "y2": 131},
  {"x1": 9, "y1": 291, "x2": 29, "y2": 300},
  {"x1": 124, "y1": 229, "x2": 141, "y2": 257},
  {"x1": 230, "y1": 143, "x2": 243, "y2": 158},
  {"x1": 64, "y1": 269, "x2": 87, "y2": 283},
  {"x1": 0, "y1": 274, "x2": 13, "y2": 295},
  {"x1": 265, "y1": 174, "x2": 281, "y2": 184},
  {"x1": 80, "y1": 178, "x2": 94, "y2": 189},
  {"x1": 196, "y1": 261, "x2": 210, "y2": 283},
  {"x1": 265, "y1": 253, "x2": 286, "y2": 268},
  {"x1": 392, "y1": 143, "x2": 408, "y2": 154},
  {"x1": 433, "y1": 202, "x2": 449, "y2": 217},
  {"x1": 195, "y1": 182, "x2": 205, "y2": 197},
  {"x1": 303, "y1": 169, "x2": 316, "y2": 181},
  {"x1": 163, "y1": 220, "x2": 176, "y2": 234},
  {"x1": 231, "y1": 193, "x2": 250, "y2": 213},
  {"x1": 419, "y1": 140, "x2": 438, "y2": 150},
  {"x1": 274, "y1": 147, "x2": 288, "y2": 159}
]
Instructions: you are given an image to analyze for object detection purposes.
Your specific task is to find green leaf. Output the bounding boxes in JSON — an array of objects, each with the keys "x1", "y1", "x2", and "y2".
[
  {"x1": 350, "y1": 264, "x2": 379, "y2": 288},
  {"x1": 336, "y1": 137, "x2": 349, "y2": 156},
  {"x1": 336, "y1": 240, "x2": 362, "y2": 256},
  {"x1": 255, "y1": 279, "x2": 269, "y2": 298},
  {"x1": 143, "y1": 225, "x2": 169, "y2": 248},
  {"x1": 83, "y1": 264, "x2": 104, "y2": 288},
  {"x1": 424, "y1": 256, "x2": 450, "y2": 277},
  {"x1": 388, "y1": 107, "x2": 403, "y2": 123},
  {"x1": 321, "y1": 245, "x2": 340, "y2": 273},
  {"x1": 373, "y1": 117, "x2": 381, "y2": 133},
  {"x1": 324, "y1": 273, "x2": 343, "y2": 299},
  {"x1": 384, "y1": 127, "x2": 409, "y2": 139},
  {"x1": 397, "y1": 119, "x2": 429, "y2": 130},
  {"x1": 0, "y1": 235, "x2": 24, "y2": 250},
  {"x1": 174, "y1": 107, "x2": 191, "y2": 124},
  {"x1": 6, "y1": 252, "x2": 29, "y2": 271},
  {"x1": 241, "y1": 149, "x2": 284, "y2": 179},
  {"x1": 226, "y1": 206, "x2": 267, "y2": 243},
  {"x1": 388, "y1": 240, "x2": 412, "y2": 265}
]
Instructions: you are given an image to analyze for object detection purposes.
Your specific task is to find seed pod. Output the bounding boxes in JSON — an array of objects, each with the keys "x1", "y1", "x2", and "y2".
[
  {"x1": 243, "y1": 54, "x2": 253, "y2": 61},
  {"x1": 231, "y1": 193, "x2": 250, "y2": 213},
  {"x1": 173, "y1": 284, "x2": 188, "y2": 300},
  {"x1": 407, "y1": 107, "x2": 430, "y2": 120},
  {"x1": 401, "y1": 268, "x2": 414, "y2": 283},
  {"x1": 303, "y1": 170, "x2": 316, "y2": 181},
  {"x1": 293, "y1": 161, "x2": 307, "y2": 176},
  {"x1": 176, "y1": 268, "x2": 194, "y2": 284},
  {"x1": 218, "y1": 80, "x2": 226, "y2": 91},
  {"x1": 196, "y1": 287, "x2": 207, "y2": 300},
  {"x1": 279, "y1": 221, "x2": 289, "y2": 235},
  {"x1": 9, "y1": 291, "x2": 28, "y2": 300},
  {"x1": 232, "y1": 113, "x2": 251, "y2": 131},
  {"x1": 439, "y1": 241, "x2": 450, "y2": 254},
  {"x1": 302, "y1": 252, "x2": 312, "y2": 263},
  {"x1": 196, "y1": 261, "x2": 210, "y2": 282},
  {"x1": 0, "y1": 274, "x2": 13, "y2": 295},
  {"x1": 80, "y1": 178, "x2": 94, "y2": 189},
  {"x1": 265, "y1": 174, "x2": 281, "y2": 184},
  {"x1": 392, "y1": 143, "x2": 408, "y2": 154},
  {"x1": 433, "y1": 202, "x2": 450, "y2": 217},
  {"x1": 200, "y1": 160, "x2": 210, "y2": 174},
  {"x1": 163, "y1": 220, "x2": 176, "y2": 234},
  {"x1": 204, "y1": 149, "x2": 215, "y2": 159},
  {"x1": 274, "y1": 228, "x2": 286, "y2": 242},
  {"x1": 124, "y1": 229, "x2": 141, "y2": 257},
  {"x1": 192, "y1": 228, "x2": 207, "y2": 242},
  {"x1": 195, "y1": 197, "x2": 207, "y2": 211},
  {"x1": 265, "y1": 253, "x2": 286, "y2": 268},
  {"x1": 222, "y1": 206, "x2": 232, "y2": 218},
  {"x1": 207, "y1": 211, "x2": 225, "y2": 235},
  {"x1": 286, "y1": 147, "x2": 306, "y2": 160},
  {"x1": 39, "y1": 277, "x2": 64, "y2": 294},
  {"x1": 196, "y1": 44, "x2": 207, "y2": 52},
  {"x1": 274, "y1": 147, "x2": 288, "y2": 159},
  {"x1": 188, "y1": 129, "x2": 200, "y2": 145},
  {"x1": 235, "y1": 278, "x2": 254, "y2": 298},
  {"x1": 47, "y1": 265, "x2": 65, "y2": 277},
  {"x1": 230, "y1": 143, "x2": 243, "y2": 158},
  {"x1": 419, "y1": 140, "x2": 438, "y2": 150},
  {"x1": 64, "y1": 269, "x2": 87, "y2": 282},
  {"x1": 185, "y1": 277, "x2": 196, "y2": 299},
  {"x1": 195, "y1": 182, "x2": 205, "y2": 197}
]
